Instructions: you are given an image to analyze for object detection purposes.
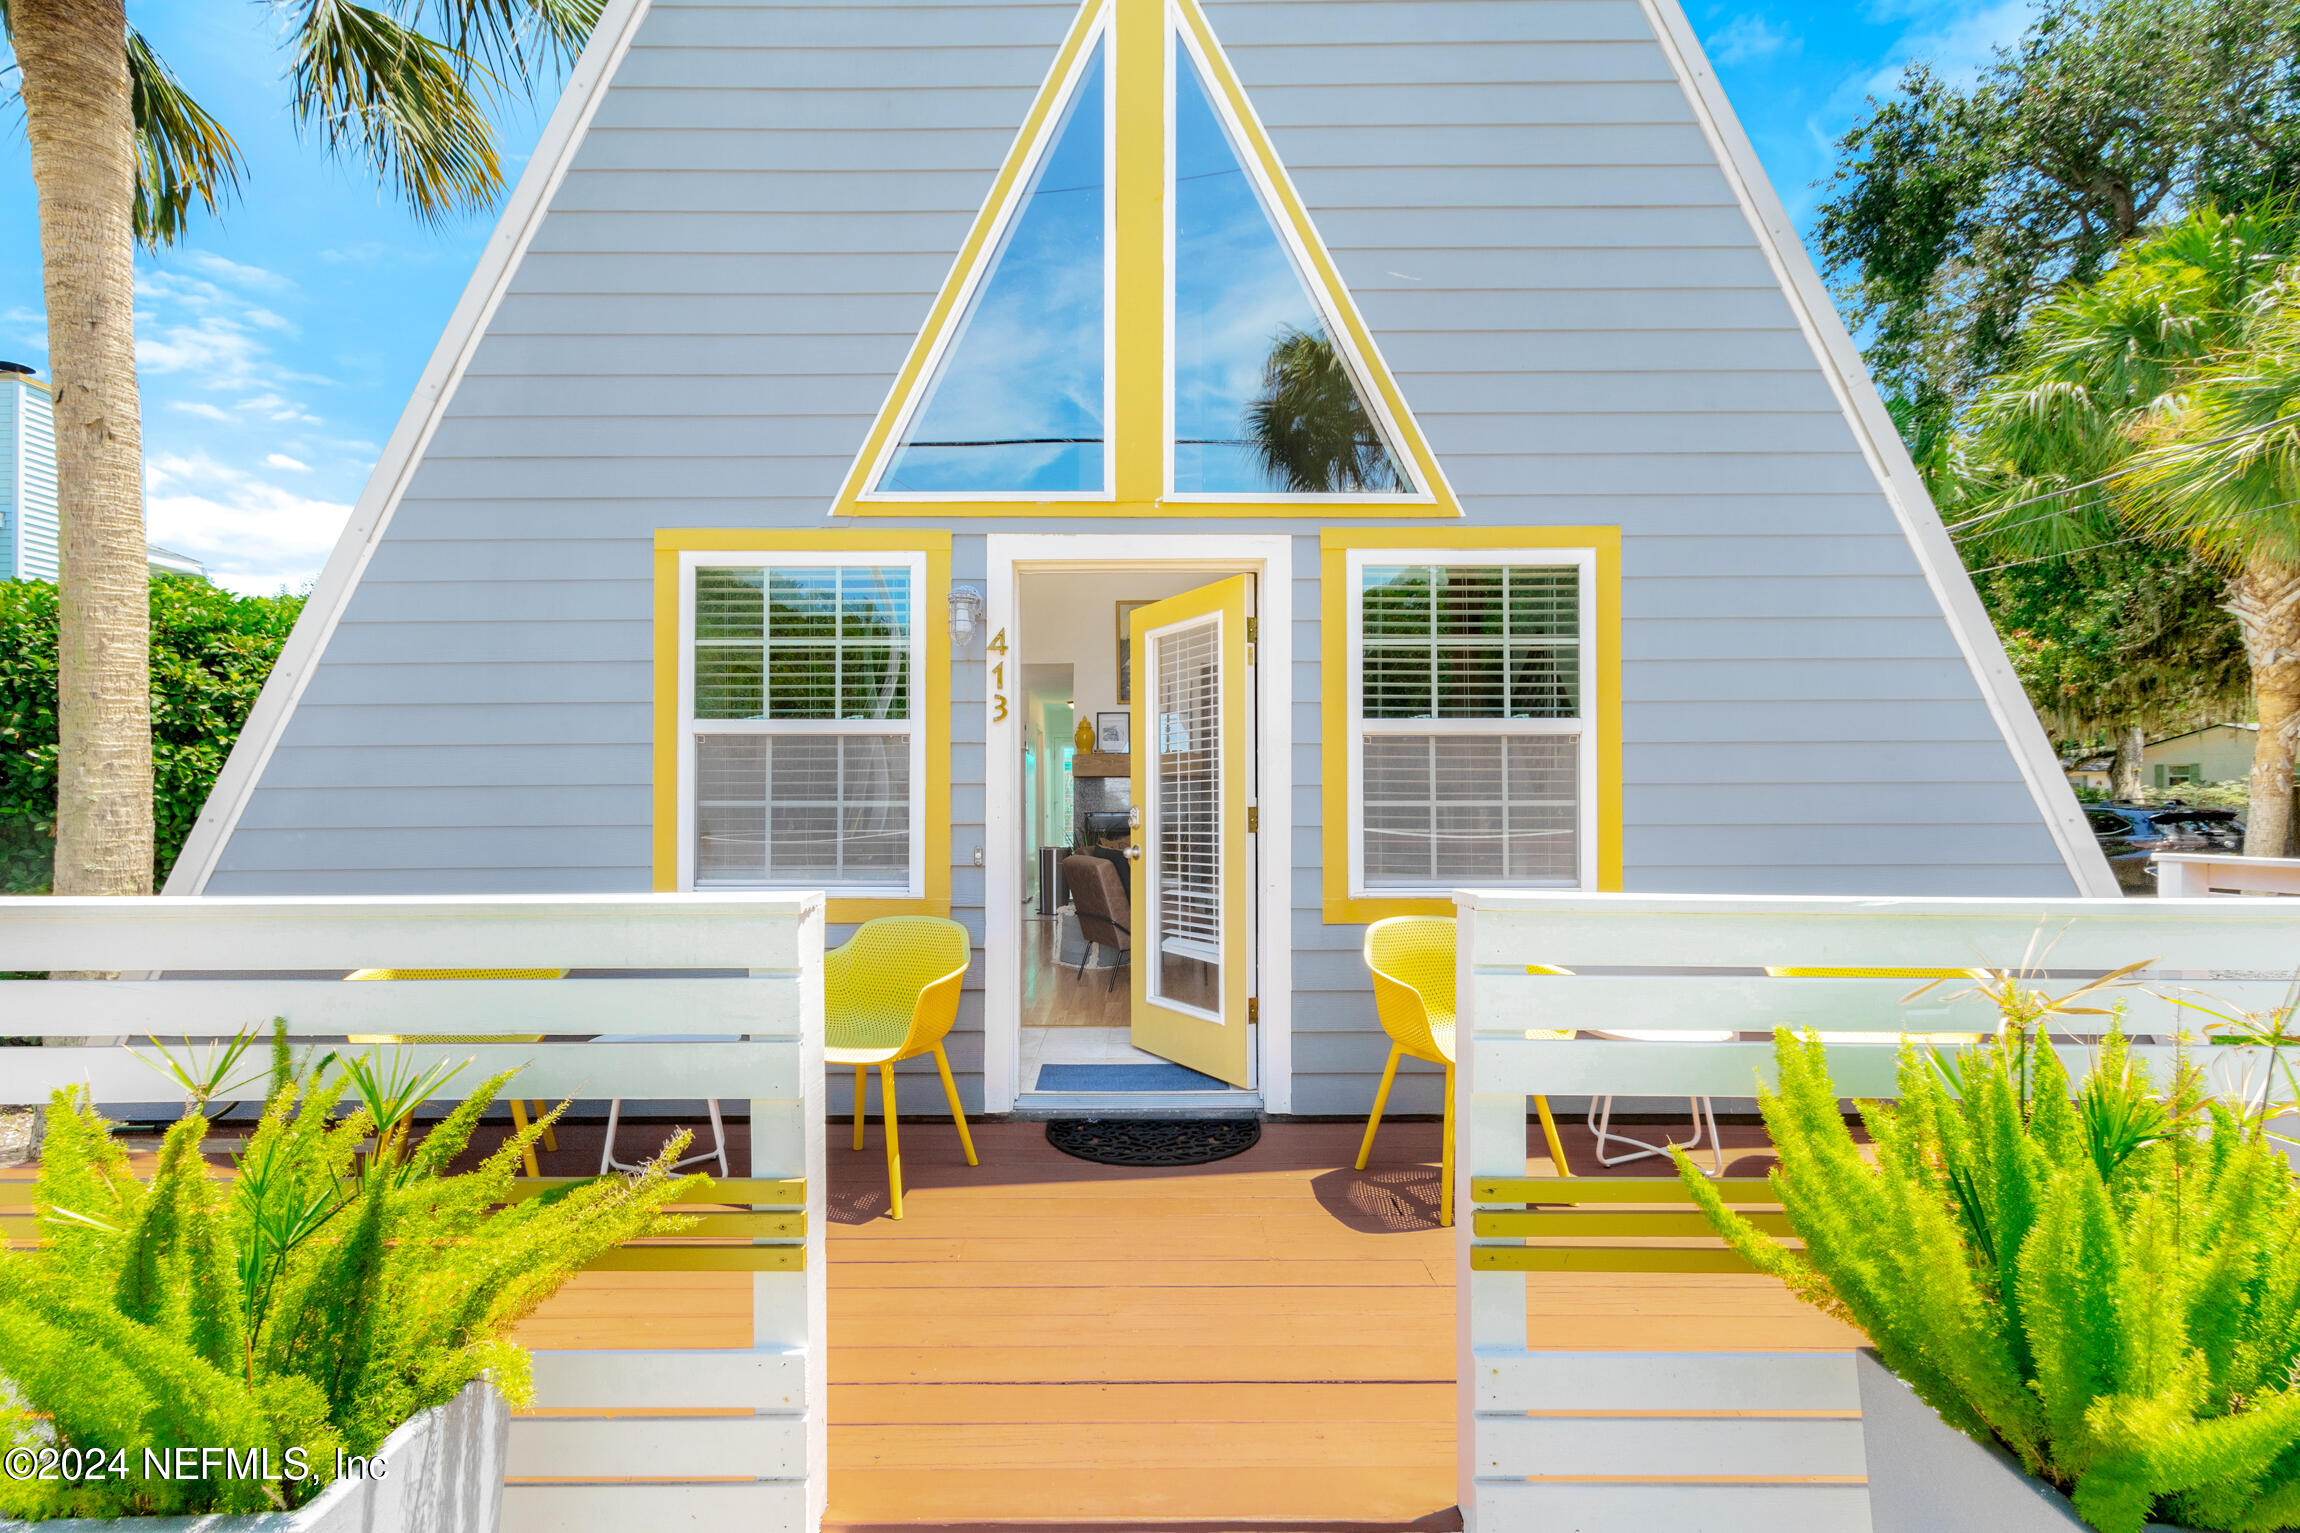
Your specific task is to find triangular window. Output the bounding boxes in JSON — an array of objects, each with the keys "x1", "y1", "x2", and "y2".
[
  {"x1": 876, "y1": 37, "x2": 1108, "y2": 494},
  {"x1": 1170, "y1": 35, "x2": 1413, "y2": 496}
]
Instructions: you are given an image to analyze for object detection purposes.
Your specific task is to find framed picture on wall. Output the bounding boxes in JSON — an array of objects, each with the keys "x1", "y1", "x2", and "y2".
[
  {"x1": 1116, "y1": 600, "x2": 1151, "y2": 702},
  {"x1": 1096, "y1": 711, "x2": 1130, "y2": 754}
]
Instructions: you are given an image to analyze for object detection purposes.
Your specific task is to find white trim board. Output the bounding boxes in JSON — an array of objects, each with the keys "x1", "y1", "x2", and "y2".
[
  {"x1": 1636, "y1": 0, "x2": 2117, "y2": 899},
  {"x1": 982, "y1": 533, "x2": 1294, "y2": 1115},
  {"x1": 162, "y1": 0, "x2": 658, "y2": 896}
]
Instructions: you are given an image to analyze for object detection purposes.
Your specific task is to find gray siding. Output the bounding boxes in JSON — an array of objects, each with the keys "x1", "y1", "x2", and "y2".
[{"x1": 205, "y1": 0, "x2": 2081, "y2": 1119}]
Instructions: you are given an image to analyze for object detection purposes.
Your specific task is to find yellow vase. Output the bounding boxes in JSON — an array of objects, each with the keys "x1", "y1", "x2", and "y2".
[{"x1": 1073, "y1": 719, "x2": 1097, "y2": 754}]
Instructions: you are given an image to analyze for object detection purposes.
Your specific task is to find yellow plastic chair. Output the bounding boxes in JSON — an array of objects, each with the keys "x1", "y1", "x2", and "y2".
[
  {"x1": 825, "y1": 917, "x2": 977, "y2": 1220},
  {"x1": 345, "y1": 968, "x2": 562, "y2": 1178},
  {"x1": 1357, "y1": 916, "x2": 1572, "y2": 1228}
]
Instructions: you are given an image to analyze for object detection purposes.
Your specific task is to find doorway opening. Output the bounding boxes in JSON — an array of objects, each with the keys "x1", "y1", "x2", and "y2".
[
  {"x1": 985, "y1": 535, "x2": 1294, "y2": 1115},
  {"x1": 1015, "y1": 565, "x2": 1249, "y2": 1103}
]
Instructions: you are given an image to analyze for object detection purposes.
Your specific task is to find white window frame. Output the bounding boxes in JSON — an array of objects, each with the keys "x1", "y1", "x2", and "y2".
[
  {"x1": 1342, "y1": 547, "x2": 1598, "y2": 898},
  {"x1": 675, "y1": 548, "x2": 930, "y2": 898}
]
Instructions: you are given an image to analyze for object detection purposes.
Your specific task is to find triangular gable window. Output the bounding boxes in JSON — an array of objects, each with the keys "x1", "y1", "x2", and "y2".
[
  {"x1": 1171, "y1": 35, "x2": 1413, "y2": 496},
  {"x1": 842, "y1": 0, "x2": 1450, "y2": 515},
  {"x1": 876, "y1": 37, "x2": 1108, "y2": 494}
]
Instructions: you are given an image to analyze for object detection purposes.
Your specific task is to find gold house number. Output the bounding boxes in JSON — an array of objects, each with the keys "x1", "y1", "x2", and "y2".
[{"x1": 988, "y1": 628, "x2": 1009, "y2": 722}]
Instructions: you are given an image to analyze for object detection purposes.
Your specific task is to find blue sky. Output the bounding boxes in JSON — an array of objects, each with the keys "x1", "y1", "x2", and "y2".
[{"x1": 0, "y1": 0, "x2": 2033, "y2": 594}]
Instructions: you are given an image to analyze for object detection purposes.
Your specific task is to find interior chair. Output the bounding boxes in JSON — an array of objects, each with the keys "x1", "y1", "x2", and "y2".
[
  {"x1": 825, "y1": 916, "x2": 978, "y2": 1220},
  {"x1": 1357, "y1": 915, "x2": 1573, "y2": 1228},
  {"x1": 1060, "y1": 853, "x2": 1132, "y2": 990},
  {"x1": 343, "y1": 967, "x2": 566, "y2": 1178}
]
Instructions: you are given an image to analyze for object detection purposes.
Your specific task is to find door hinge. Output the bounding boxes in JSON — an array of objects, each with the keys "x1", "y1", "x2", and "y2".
[
  {"x1": 1248, "y1": 996, "x2": 1259, "y2": 1024},
  {"x1": 1245, "y1": 615, "x2": 1258, "y2": 664},
  {"x1": 1247, "y1": 805, "x2": 1259, "y2": 833}
]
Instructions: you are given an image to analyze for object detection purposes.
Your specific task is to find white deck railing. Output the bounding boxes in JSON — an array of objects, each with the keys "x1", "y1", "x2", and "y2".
[
  {"x1": 1454, "y1": 890, "x2": 2300, "y2": 1533},
  {"x1": 2154, "y1": 850, "x2": 2300, "y2": 897},
  {"x1": 0, "y1": 893, "x2": 828, "y2": 1533}
]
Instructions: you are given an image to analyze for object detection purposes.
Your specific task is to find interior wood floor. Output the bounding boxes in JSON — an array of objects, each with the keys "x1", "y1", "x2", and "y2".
[{"x1": 1022, "y1": 916, "x2": 1129, "y2": 1028}]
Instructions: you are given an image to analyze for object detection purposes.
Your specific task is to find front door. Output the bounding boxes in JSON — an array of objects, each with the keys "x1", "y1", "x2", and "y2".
[{"x1": 1127, "y1": 575, "x2": 1255, "y2": 1087}]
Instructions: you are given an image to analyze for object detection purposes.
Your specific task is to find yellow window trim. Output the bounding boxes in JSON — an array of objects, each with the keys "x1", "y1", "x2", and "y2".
[
  {"x1": 1319, "y1": 527, "x2": 1623, "y2": 924},
  {"x1": 653, "y1": 529, "x2": 953, "y2": 923},
  {"x1": 827, "y1": 0, "x2": 1460, "y2": 522}
]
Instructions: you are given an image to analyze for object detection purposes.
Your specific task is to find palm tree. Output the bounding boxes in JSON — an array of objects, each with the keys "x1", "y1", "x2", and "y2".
[
  {"x1": 3, "y1": 0, "x2": 597, "y2": 894},
  {"x1": 1246, "y1": 326, "x2": 1410, "y2": 494},
  {"x1": 1958, "y1": 203, "x2": 2300, "y2": 854}
]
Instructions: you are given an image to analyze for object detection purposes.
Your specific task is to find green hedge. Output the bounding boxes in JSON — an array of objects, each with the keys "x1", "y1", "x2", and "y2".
[{"x1": 0, "y1": 578, "x2": 305, "y2": 894}]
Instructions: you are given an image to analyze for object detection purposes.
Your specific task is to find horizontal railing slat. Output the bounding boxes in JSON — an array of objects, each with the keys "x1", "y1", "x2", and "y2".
[
  {"x1": 7, "y1": 1041, "x2": 802, "y2": 1102},
  {"x1": 506, "y1": 1414, "x2": 803, "y2": 1480},
  {"x1": 1473, "y1": 1246, "x2": 1762, "y2": 1274},
  {"x1": 1480, "y1": 1415, "x2": 1867, "y2": 1478},
  {"x1": 1473, "y1": 1177, "x2": 1774, "y2": 1205},
  {"x1": 0, "y1": 978, "x2": 797, "y2": 1038},
  {"x1": 1473, "y1": 1351, "x2": 1862, "y2": 1414},
  {"x1": 527, "y1": 1347, "x2": 804, "y2": 1412},
  {"x1": 1475, "y1": 1209, "x2": 1792, "y2": 1238},
  {"x1": 583, "y1": 1245, "x2": 803, "y2": 1272},
  {"x1": 1469, "y1": 1039, "x2": 2186, "y2": 1098},
  {"x1": 500, "y1": 1481, "x2": 805, "y2": 1533},
  {"x1": 0, "y1": 893, "x2": 816, "y2": 973},
  {"x1": 1471, "y1": 1483, "x2": 1870, "y2": 1530},
  {"x1": 1468, "y1": 973, "x2": 2297, "y2": 1036},
  {"x1": 1462, "y1": 891, "x2": 2300, "y2": 972},
  {"x1": 1, "y1": 1176, "x2": 805, "y2": 1211}
]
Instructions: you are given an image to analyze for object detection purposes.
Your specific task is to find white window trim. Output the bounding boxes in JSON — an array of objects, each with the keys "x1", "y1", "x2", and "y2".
[
  {"x1": 1343, "y1": 547, "x2": 1598, "y2": 898},
  {"x1": 675, "y1": 548, "x2": 930, "y2": 898}
]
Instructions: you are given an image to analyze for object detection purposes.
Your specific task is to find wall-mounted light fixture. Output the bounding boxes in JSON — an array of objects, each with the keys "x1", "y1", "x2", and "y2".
[{"x1": 947, "y1": 584, "x2": 985, "y2": 650}]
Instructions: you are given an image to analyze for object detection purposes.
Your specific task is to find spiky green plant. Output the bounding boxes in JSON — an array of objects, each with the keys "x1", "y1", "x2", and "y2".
[
  {"x1": 1678, "y1": 1019, "x2": 2300, "y2": 1533},
  {"x1": 0, "y1": 1057, "x2": 704, "y2": 1520}
]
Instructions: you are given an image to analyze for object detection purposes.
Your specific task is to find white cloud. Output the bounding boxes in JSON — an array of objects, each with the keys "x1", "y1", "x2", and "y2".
[
  {"x1": 1710, "y1": 13, "x2": 1797, "y2": 66},
  {"x1": 144, "y1": 452, "x2": 348, "y2": 595},
  {"x1": 185, "y1": 252, "x2": 295, "y2": 295},
  {"x1": 170, "y1": 400, "x2": 233, "y2": 422},
  {"x1": 266, "y1": 453, "x2": 310, "y2": 471}
]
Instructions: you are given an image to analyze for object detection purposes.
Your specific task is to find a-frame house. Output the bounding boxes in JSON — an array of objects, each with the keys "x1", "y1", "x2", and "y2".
[{"x1": 170, "y1": 0, "x2": 2114, "y2": 1117}]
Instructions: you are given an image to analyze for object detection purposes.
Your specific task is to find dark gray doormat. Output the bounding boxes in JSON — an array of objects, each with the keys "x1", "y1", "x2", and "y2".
[{"x1": 1046, "y1": 1117, "x2": 1262, "y2": 1166}]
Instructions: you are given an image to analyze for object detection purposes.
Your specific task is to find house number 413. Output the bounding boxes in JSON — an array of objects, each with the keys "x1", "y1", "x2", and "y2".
[{"x1": 988, "y1": 628, "x2": 1009, "y2": 722}]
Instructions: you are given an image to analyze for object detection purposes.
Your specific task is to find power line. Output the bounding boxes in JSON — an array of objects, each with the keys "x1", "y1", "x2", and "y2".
[{"x1": 1941, "y1": 413, "x2": 2300, "y2": 535}]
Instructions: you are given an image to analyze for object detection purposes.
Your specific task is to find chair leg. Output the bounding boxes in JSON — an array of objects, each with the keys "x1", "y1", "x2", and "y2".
[
  {"x1": 880, "y1": 1062, "x2": 904, "y2": 1220},
  {"x1": 598, "y1": 1097, "x2": 622, "y2": 1177},
  {"x1": 508, "y1": 1097, "x2": 542, "y2": 1179},
  {"x1": 1440, "y1": 1061, "x2": 1455, "y2": 1228},
  {"x1": 1534, "y1": 1094, "x2": 1571, "y2": 1177},
  {"x1": 1079, "y1": 941, "x2": 1094, "y2": 980},
  {"x1": 1356, "y1": 1045, "x2": 1403, "y2": 1171},
  {"x1": 852, "y1": 1066, "x2": 867, "y2": 1152},
  {"x1": 707, "y1": 1097, "x2": 730, "y2": 1180},
  {"x1": 933, "y1": 1044, "x2": 978, "y2": 1167},
  {"x1": 534, "y1": 1103, "x2": 558, "y2": 1153}
]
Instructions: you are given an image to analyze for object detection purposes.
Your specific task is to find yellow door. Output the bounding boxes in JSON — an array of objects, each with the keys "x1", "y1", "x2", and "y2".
[{"x1": 1127, "y1": 575, "x2": 1255, "y2": 1087}]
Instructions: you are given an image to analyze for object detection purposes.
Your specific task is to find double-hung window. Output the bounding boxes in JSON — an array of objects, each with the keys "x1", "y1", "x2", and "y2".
[
  {"x1": 679, "y1": 551, "x2": 926, "y2": 897},
  {"x1": 1344, "y1": 549, "x2": 1595, "y2": 896}
]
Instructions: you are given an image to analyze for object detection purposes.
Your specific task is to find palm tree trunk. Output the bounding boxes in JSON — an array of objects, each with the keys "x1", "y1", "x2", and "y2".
[
  {"x1": 14, "y1": 0, "x2": 152, "y2": 896},
  {"x1": 2225, "y1": 557, "x2": 2300, "y2": 859},
  {"x1": 2111, "y1": 723, "x2": 2146, "y2": 801}
]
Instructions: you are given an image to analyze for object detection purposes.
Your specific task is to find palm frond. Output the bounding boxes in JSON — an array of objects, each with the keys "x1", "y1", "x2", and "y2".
[
  {"x1": 288, "y1": 0, "x2": 503, "y2": 225},
  {"x1": 126, "y1": 28, "x2": 243, "y2": 248},
  {"x1": 403, "y1": 0, "x2": 605, "y2": 77}
]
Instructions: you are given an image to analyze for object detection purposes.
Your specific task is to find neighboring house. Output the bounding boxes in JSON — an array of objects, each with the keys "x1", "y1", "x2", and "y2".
[
  {"x1": 2067, "y1": 723, "x2": 2270, "y2": 794},
  {"x1": 1, "y1": 362, "x2": 209, "y2": 584},
  {"x1": 1, "y1": 362, "x2": 59, "y2": 582},
  {"x1": 167, "y1": 0, "x2": 2117, "y2": 1121}
]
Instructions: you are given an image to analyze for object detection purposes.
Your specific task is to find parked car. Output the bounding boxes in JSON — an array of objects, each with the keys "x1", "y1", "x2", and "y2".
[{"x1": 2085, "y1": 803, "x2": 2245, "y2": 894}]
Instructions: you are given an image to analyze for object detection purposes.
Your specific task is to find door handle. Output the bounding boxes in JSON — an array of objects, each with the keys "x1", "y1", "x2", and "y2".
[{"x1": 1124, "y1": 846, "x2": 1142, "y2": 861}]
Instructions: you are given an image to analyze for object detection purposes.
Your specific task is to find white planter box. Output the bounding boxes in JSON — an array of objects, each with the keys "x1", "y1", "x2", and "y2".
[
  {"x1": 3, "y1": 1380, "x2": 506, "y2": 1533},
  {"x1": 1860, "y1": 1351, "x2": 2201, "y2": 1533}
]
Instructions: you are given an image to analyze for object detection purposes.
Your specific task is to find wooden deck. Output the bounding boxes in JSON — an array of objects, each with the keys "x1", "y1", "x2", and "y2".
[
  {"x1": 8, "y1": 1112, "x2": 1852, "y2": 1528},
  {"x1": 513, "y1": 1115, "x2": 1855, "y2": 1529}
]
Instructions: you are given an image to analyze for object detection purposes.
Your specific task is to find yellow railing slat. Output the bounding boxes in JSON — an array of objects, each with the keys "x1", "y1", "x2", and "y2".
[
  {"x1": 1474, "y1": 1209, "x2": 1792, "y2": 1239},
  {"x1": 1472, "y1": 1245, "x2": 1761, "y2": 1274},
  {"x1": 1472, "y1": 1177, "x2": 1776, "y2": 1205}
]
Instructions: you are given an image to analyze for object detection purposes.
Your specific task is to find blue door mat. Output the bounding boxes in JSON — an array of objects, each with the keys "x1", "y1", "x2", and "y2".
[{"x1": 1033, "y1": 1062, "x2": 1229, "y2": 1092}]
